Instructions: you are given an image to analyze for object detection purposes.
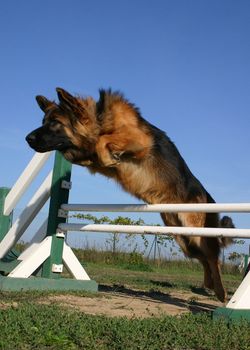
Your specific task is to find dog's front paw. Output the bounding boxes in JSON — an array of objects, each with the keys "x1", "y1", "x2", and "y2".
[
  {"x1": 112, "y1": 152, "x2": 122, "y2": 162},
  {"x1": 98, "y1": 151, "x2": 123, "y2": 167},
  {"x1": 101, "y1": 159, "x2": 120, "y2": 167},
  {"x1": 80, "y1": 159, "x2": 94, "y2": 166},
  {"x1": 96, "y1": 154, "x2": 118, "y2": 167}
]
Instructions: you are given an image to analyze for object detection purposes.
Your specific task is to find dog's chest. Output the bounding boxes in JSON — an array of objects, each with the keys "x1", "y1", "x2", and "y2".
[{"x1": 116, "y1": 161, "x2": 174, "y2": 203}]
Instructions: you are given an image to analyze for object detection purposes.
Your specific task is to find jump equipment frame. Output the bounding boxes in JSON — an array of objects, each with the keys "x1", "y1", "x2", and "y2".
[{"x1": 0, "y1": 151, "x2": 250, "y2": 322}]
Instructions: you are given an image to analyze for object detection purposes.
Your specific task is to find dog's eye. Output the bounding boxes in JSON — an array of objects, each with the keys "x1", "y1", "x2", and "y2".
[
  {"x1": 50, "y1": 120, "x2": 60, "y2": 127},
  {"x1": 49, "y1": 120, "x2": 63, "y2": 132}
]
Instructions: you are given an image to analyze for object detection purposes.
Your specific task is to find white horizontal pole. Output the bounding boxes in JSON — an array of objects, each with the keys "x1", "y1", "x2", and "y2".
[
  {"x1": 61, "y1": 203, "x2": 250, "y2": 213},
  {"x1": 4, "y1": 152, "x2": 52, "y2": 216},
  {"x1": 58, "y1": 223, "x2": 250, "y2": 239},
  {"x1": 0, "y1": 172, "x2": 52, "y2": 259}
]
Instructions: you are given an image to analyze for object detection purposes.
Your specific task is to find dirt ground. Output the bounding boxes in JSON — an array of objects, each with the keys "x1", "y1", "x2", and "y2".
[{"x1": 45, "y1": 285, "x2": 222, "y2": 318}]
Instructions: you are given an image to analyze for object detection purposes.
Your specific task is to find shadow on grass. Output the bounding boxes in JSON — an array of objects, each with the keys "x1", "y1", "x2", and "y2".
[
  {"x1": 149, "y1": 279, "x2": 212, "y2": 297},
  {"x1": 99, "y1": 284, "x2": 218, "y2": 314},
  {"x1": 190, "y1": 286, "x2": 212, "y2": 297},
  {"x1": 149, "y1": 280, "x2": 174, "y2": 288}
]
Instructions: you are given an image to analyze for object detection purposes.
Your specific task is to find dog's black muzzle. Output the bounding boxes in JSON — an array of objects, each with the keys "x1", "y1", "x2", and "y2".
[
  {"x1": 26, "y1": 131, "x2": 37, "y2": 146},
  {"x1": 26, "y1": 127, "x2": 72, "y2": 153}
]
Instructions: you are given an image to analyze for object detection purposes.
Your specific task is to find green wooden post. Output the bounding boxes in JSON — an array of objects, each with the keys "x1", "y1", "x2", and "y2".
[
  {"x1": 244, "y1": 254, "x2": 250, "y2": 277},
  {"x1": 0, "y1": 188, "x2": 19, "y2": 270},
  {"x1": 41, "y1": 152, "x2": 72, "y2": 279},
  {"x1": 0, "y1": 188, "x2": 12, "y2": 241}
]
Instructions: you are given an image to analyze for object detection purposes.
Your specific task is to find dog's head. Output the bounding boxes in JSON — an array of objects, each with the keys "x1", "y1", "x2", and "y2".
[{"x1": 26, "y1": 88, "x2": 99, "y2": 160}]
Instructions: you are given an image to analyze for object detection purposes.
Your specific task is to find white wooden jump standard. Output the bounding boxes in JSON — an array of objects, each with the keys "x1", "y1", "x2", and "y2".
[
  {"x1": 0, "y1": 151, "x2": 94, "y2": 290},
  {"x1": 0, "y1": 171, "x2": 53, "y2": 260},
  {"x1": 1, "y1": 150, "x2": 250, "y2": 320}
]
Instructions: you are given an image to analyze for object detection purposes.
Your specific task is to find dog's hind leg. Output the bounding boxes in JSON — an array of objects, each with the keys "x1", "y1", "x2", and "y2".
[
  {"x1": 207, "y1": 257, "x2": 226, "y2": 302},
  {"x1": 196, "y1": 236, "x2": 226, "y2": 302},
  {"x1": 178, "y1": 212, "x2": 227, "y2": 301},
  {"x1": 199, "y1": 258, "x2": 214, "y2": 290}
]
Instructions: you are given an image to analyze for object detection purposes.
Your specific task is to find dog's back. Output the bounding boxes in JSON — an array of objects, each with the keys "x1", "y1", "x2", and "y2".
[{"x1": 95, "y1": 90, "x2": 210, "y2": 207}]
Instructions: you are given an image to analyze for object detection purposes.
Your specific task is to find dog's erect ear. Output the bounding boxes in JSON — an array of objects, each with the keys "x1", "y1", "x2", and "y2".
[
  {"x1": 56, "y1": 88, "x2": 88, "y2": 123},
  {"x1": 56, "y1": 88, "x2": 77, "y2": 110},
  {"x1": 36, "y1": 95, "x2": 53, "y2": 112}
]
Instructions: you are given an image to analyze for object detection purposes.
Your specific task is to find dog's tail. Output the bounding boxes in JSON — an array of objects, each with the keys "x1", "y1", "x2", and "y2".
[{"x1": 219, "y1": 215, "x2": 235, "y2": 247}]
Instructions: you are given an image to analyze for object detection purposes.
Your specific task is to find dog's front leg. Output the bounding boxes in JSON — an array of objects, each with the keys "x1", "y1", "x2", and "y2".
[
  {"x1": 96, "y1": 130, "x2": 152, "y2": 167},
  {"x1": 96, "y1": 135, "x2": 120, "y2": 167},
  {"x1": 78, "y1": 159, "x2": 94, "y2": 166}
]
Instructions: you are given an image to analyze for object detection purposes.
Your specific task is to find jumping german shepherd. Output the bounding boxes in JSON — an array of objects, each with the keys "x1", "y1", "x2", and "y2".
[{"x1": 26, "y1": 87, "x2": 234, "y2": 302}]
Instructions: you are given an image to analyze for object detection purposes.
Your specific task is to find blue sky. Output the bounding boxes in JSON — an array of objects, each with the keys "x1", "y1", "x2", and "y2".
[{"x1": 0, "y1": 1, "x2": 250, "y2": 251}]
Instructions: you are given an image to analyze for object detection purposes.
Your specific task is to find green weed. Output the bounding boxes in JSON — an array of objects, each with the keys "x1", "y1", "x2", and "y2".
[{"x1": 0, "y1": 304, "x2": 249, "y2": 350}]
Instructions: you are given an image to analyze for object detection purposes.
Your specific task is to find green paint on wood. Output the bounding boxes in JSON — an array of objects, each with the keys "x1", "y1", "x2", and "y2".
[
  {"x1": 0, "y1": 259, "x2": 20, "y2": 274},
  {"x1": 42, "y1": 152, "x2": 72, "y2": 279},
  {"x1": 213, "y1": 307, "x2": 250, "y2": 322},
  {"x1": 1, "y1": 249, "x2": 19, "y2": 263},
  {"x1": 0, "y1": 188, "x2": 19, "y2": 271},
  {"x1": 244, "y1": 254, "x2": 249, "y2": 275},
  {"x1": 0, "y1": 275, "x2": 98, "y2": 292},
  {"x1": 0, "y1": 188, "x2": 12, "y2": 241}
]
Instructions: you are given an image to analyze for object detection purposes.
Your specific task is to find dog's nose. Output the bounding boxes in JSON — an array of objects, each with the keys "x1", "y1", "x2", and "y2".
[{"x1": 26, "y1": 133, "x2": 36, "y2": 144}]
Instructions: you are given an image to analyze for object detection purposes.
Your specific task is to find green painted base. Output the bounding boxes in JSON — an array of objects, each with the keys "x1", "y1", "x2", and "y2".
[
  {"x1": 213, "y1": 307, "x2": 250, "y2": 322},
  {"x1": 0, "y1": 276, "x2": 98, "y2": 292},
  {"x1": 1, "y1": 249, "x2": 20, "y2": 262},
  {"x1": 0, "y1": 259, "x2": 20, "y2": 274}
]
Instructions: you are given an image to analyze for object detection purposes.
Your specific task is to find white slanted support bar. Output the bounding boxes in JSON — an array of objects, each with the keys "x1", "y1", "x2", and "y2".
[
  {"x1": 226, "y1": 270, "x2": 250, "y2": 310},
  {"x1": 58, "y1": 223, "x2": 250, "y2": 239},
  {"x1": 0, "y1": 172, "x2": 52, "y2": 259},
  {"x1": 29, "y1": 219, "x2": 48, "y2": 245},
  {"x1": 17, "y1": 219, "x2": 48, "y2": 261},
  {"x1": 4, "y1": 152, "x2": 52, "y2": 216},
  {"x1": 63, "y1": 243, "x2": 90, "y2": 280},
  {"x1": 61, "y1": 203, "x2": 250, "y2": 213},
  {"x1": 9, "y1": 238, "x2": 90, "y2": 280},
  {"x1": 8, "y1": 236, "x2": 52, "y2": 278}
]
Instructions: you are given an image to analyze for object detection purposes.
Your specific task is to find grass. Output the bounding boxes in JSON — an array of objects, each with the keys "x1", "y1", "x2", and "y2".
[
  {"x1": 84, "y1": 259, "x2": 241, "y2": 298},
  {"x1": 0, "y1": 303, "x2": 250, "y2": 350},
  {"x1": 0, "y1": 250, "x2": 248, "y2": 350}
]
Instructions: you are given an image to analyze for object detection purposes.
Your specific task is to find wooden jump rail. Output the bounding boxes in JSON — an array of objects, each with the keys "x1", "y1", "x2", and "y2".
[{"x1": 59, "y1": 203, "x2": 250, "y2": 239}]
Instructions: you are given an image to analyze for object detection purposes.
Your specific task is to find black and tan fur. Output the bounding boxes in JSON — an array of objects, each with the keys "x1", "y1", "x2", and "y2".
[{"x1": 26, "y1": 88, "x2": 234, "y2": 302}]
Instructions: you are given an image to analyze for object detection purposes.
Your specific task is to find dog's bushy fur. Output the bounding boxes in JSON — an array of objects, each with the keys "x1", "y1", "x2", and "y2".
[{"x1": 26, "y1": 88, "x2": 234, "y2": 302}]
